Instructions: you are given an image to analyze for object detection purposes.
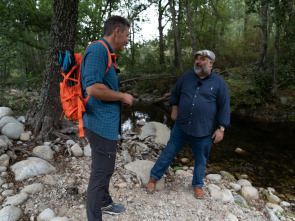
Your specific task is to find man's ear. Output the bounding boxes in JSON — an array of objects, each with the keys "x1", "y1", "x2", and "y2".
[{"x1": 113, "y1": 27, "x2": 121, "y2": 36}]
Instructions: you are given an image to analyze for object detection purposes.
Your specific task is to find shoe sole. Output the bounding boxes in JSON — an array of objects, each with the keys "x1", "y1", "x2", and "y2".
[
  {"x1": 194, "y1": 194, "x2": 204, "y2": 199},
  {"x1": 102, "y1": 210, "x2": 125, "y2": 216}
]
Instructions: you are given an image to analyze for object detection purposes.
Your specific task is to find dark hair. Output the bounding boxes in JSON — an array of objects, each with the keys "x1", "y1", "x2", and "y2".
[{"x1": 103, "y1": 16, "x2": 130, "y2": 36}]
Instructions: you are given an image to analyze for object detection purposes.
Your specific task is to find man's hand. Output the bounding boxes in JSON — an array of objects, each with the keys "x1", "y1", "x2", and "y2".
[
  {"x1": 121, "y1": 93, "x2": 133, "y2": 107},
  {"x1": 212, "y1": 129, "x2": 224, "y2": 143},
  {"x1": 171, "y1": 106, "x2": 178, "y2": 121}
]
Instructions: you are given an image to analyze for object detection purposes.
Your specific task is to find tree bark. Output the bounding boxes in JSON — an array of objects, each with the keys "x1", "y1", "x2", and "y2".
[
  {"x1": 26, "y1": 0, "x2": 79, "y2": 141},
  {"x1": 257, "y1": 0, "x2": 268, "y2": 69},
  {"x1": 272, "y1": 23, "x2": 279, "y2": 95},
  {"x1": 158, "y1": 0, "x2": 169, "y2": 65},
  {"x1": 169, "y1": 0, "x2": 183, "y2": 71},
  {"x1": 186, "y1": 0, "x2": 197, "y2": 54}
]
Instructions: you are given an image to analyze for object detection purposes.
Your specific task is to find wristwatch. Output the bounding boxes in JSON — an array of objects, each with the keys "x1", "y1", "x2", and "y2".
[{"x1": 219, "y1": 126, "x2": 225, "y2": 132}]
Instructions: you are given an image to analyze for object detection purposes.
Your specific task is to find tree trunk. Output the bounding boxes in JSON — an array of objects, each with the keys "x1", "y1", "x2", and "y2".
[
  {"x1": 26, "y1": 0, "x2": 79, "y2": 141},
  {"x1": 257, "y1": 0, "x2": 268, "y2": 69},
  {"x1": 272, "y1": 23, "x2": 279, "y2": 95},
  {"x1": 169, "y1": 0, "x2": 183, "y2": 71},
  {"x1": 186, "y1": 0, "x2": 197, "y2": 54},
  {"x1": 158, "y1": 0, "x2": 169, "y2": 65}
]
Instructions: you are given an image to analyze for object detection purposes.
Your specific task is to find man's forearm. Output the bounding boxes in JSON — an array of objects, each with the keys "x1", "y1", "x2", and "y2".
[{"x1": 86, "y1": 83, "x2": 123, "y2": 101}]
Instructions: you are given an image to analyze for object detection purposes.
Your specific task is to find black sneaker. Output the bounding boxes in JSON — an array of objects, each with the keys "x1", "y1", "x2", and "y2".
[{"x1": 101, "y1": 202, "x2": 125, "y2": 215}]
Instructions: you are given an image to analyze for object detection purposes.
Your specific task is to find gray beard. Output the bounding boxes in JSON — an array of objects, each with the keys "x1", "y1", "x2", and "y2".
[{"x1": 194, "y1": 64, "x2": 210, "y2": 76}]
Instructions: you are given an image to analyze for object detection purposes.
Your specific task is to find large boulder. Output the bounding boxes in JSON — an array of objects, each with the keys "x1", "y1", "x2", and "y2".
[
  {"x1": 11, "y1": 157, "x2": 56, "y2": 181},
  {"x1": 32, "y1": 146, "x2": 54, "y2": 160},
  {"x1": 1, "y1": 123, "x2": 25, "y2": 140},
  {"x1": 0, "y1": 107, "x2": 13, "y2": 120},
  {"x1": 124, "y1": 160, "x2": 165, "y2": 190},
  {"x1": 0, "y1": 116, "x2": 24, "y2": 130},
  {"x1": 0, "y1": 206, "x2": 22, "y2": 221},
  {"x1": 139, "y1": 122, "x2": 171, "y2": 145}
]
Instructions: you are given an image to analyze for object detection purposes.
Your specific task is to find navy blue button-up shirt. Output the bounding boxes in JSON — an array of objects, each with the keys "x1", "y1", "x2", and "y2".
[
  {"x1": 170, "y1": 70, "x2": 230, "y2": 137},
  {"x1": 81, "y1": 38, "x2": 121, "y2": 141}
]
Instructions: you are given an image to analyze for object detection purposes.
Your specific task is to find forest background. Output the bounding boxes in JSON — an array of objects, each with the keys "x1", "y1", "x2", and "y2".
[{"x1": 0, "y1": 0, "x2": 294, "y2": 140}]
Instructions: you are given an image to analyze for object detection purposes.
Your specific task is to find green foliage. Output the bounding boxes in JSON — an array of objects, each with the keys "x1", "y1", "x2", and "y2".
[
  {"x1": 173, "y1": 166, "x2": 180, "y2": 172},
  {"x1": 226, "y1": 65, "x2": 265, "y2": 111}
]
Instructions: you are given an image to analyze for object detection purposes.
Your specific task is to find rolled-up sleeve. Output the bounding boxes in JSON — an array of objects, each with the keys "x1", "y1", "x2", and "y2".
[
  {"x1": 217, "y1": 80, "x2": 231, "y2": 128},
  {"x1": 82, "y1": 43, "x2": 109, "y2": 88},
  {"x1": 170, "y1": 77, "x2": 183, "y2": 106}
]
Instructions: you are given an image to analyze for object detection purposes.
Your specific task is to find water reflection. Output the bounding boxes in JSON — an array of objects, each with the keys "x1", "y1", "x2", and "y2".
[{"x1": 121, "y1": 104, "x2": 295, "y2": 196}]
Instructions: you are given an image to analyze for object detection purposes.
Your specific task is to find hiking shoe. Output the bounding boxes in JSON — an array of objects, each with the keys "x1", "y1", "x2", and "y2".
[
  {"x1": 101, "y1": 203, "x2": 125, "y2": 215},
  {"x1": 194, "y1": 187, "x2": 204, "y2": 199},
  {"x1": 147, "y1": 177, "x2": 157, "y2": 194}
]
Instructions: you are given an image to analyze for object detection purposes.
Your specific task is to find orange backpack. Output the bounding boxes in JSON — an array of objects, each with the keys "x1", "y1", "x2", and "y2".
[{"x1": 59, "y1": 40, "x2": 117, "y2": 137}]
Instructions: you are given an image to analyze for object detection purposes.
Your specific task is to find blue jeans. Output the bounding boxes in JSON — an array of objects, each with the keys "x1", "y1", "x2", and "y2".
[{"x1": 150, "y1": 123, "x2": 212, "y2": 187}]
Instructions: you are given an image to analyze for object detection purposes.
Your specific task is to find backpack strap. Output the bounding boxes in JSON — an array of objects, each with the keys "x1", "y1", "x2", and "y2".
[{"x1": 85, "y1": 40, "x2": 117, "y2": 73}]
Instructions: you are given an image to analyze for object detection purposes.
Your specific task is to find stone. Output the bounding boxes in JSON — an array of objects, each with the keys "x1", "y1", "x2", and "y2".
[
  {"x1": 0, "y1": 205, "x2": 22, "y2": 221},
  {"x1": 206, "y1": 174, "x2": 222, "y2": 182},
  {"x1": 175, "y1": 170, "x2": 193, "y2": 178},
  {"x1": 11, "y1": 157, "x2": 56, "y2": 181},
  {"x1": 20, "y1": 183, "x2": 44, "y2": 194},
  {"x1": 180, "y1": 158, "x2": 189, "y2": 163},
  {"x1": 0, "y1": 154, "x2": 10, "y2": 167},
  {"x1": 0, "y1": 166, "x2": 7, "y2": 172},
  {"x1": 208, "y1": 186, "x2": 223, "y2": 200},
  {"x1": 50, "y1": 217, "x2": 70, "y2": 221},
  {"x1": 222, "y1": 189, "x2": 234, "y2": 203},
  {"x1": 139, "y1": 122, "x2": 171, "y2": 145},
  {"x1": 234, "y1": 195, "x2": 248, "y2": 206},
  {"x1": 230, "y1": 182, "x2": 241, "y2": 192},
  {"x1": 220, "y1": 171, "x2": 236, "y2": 182},
  {"x1": 0, "y1": 107, "x2": 13, "y2": 119},
  {"x1": 37, "y1": 208, "x2": 56, "y2": 221},
  {"x1": 42, "y1": 175, "x2": 59, "y2": 185},
  {"x1": 280, "y1": 201, "x2": 291, "y2": 207},
  {"x1": 83, "y1": 144, "x2": 91, "y2": 157},
  {"x1": 124, "y1": 160, "x2": 165, "y2": 190},
  {"x1": 241, "y1": 186, "x2": 259, "y2": 200},
  {"x1": 2, "y1": 190, "x2": 14, "y2": 197},
  {"x1": 137, "y1": 120, "x2": 146, "y2": 126},
  {"x1": 0, "y1": 135, "x2": 12, "y2": 147},
  {"x1": 237, "y1": 179, "x2": 252, "y2": 187},
  {"x1": 33, "y1": 146, "x2": 54, "y2": 160},
  {"x1": 234, "y1": 148, "x2": 246, "y2": 154},
  {"x1": 71, "y1": 144, "x2": 83, "y2": 157},
  {"x1": 265, "y1": 206, "x2": 280, "y2": 221},
  {"x1": 227, "y1": 213, "x2": 239, "y2": 221},
  {"x1": 266, "y1": 203, "x2": 284, "y2": 213},
  {"x1": 0, "y1": 139, "x2": 8, "y2": 152},
  {"x1": 1, "y1": 123, "x2": 25, "y2": 140},
  {"x1": 122, "y1": 150, "x2": 132, "y2": 163},
  {"x1": 19, "y1": 133, "x2": 30, "y2": 141},
  {"x1": 3, "y1": 193, "x2": 29, "y2": 206}
]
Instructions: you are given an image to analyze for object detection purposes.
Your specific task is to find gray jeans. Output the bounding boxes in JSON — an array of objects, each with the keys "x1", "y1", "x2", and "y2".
[{"x1": 84, "y1": 128, "x2": 117, "y2": 221}]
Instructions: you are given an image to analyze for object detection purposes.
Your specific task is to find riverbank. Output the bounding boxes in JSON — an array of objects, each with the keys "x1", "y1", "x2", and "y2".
[{"x1": 0, "y1": 107, "x2": 295, "y2": 220}]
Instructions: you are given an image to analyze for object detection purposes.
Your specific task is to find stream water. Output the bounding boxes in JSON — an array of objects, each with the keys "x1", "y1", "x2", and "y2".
[{"x1": 122, "y1": 103, "x2": 295, "y2": 196}]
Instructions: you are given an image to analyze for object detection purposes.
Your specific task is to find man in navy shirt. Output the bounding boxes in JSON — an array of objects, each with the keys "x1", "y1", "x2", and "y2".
[
  {"x1": 81, "y1": 16, "x2": 133, "y2": 221},
  {"x1": 147, "y1": 50, "x2": 230, "y2": 199}
]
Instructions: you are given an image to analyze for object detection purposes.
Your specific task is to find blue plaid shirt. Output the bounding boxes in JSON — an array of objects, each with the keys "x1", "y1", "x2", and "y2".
[
  {"x1": 81, "y1": 38, "x2": 121, "y2": 141},
  {"x1": 170, "y1": 70, "x2": 230, "y2": 137}
]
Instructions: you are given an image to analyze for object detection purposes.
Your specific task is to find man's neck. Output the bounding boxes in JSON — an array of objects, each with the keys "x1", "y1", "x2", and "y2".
[
  {"x1": 103, "y1": 36, "x2": 115, "y2": 50},
  {"x1": 198, "y1": 71, "x2": 211, "y2": 79}
]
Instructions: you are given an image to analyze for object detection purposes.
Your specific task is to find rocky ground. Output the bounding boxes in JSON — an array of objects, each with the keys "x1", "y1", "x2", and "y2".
[{"x1": 0, "y1": 107, "x2": 295, "y2": 221}]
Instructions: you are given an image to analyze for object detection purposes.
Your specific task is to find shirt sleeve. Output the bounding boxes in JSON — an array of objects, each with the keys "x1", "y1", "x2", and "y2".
[
  {"x1": 217, "y1": 79, "x2": 231, "y2": 128},
  {"x1": 82, "y1": 43, "x2": 109, "y2": 88},
  {"x1": 169, "y1": 76, "x2": 183, "y2": 106}
]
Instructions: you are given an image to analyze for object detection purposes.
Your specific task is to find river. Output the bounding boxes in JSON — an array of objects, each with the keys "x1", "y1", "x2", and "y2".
[{"x1": 121, "y1": 103, "x2": 295, "y2": 197}]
